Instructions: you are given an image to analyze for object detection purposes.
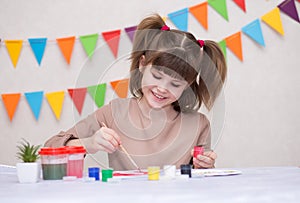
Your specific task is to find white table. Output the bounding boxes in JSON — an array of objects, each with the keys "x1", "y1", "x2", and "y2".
[{"x1": 1, "y1": 165, "x2": 300, "y2": 203}]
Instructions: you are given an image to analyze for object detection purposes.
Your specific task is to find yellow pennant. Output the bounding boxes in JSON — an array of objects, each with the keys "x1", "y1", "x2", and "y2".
[
  {"x1": 261, "y1": 7, "x2": 284, "y2": 35},
  {"x1": 4, "y1": 40, "x2": 23, "y2": 68},
  {"x1": 45, "y1": 91, "x2": 65, "y2": 120}
]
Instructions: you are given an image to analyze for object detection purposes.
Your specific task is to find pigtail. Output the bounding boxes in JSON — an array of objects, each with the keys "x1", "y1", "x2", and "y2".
[{"x1": 198, "y1": 40, "x2": 227, "y2": 110}]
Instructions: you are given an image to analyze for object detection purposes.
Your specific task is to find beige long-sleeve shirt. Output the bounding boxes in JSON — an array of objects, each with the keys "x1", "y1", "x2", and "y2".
[{"x1": 45, "y1": 98, "x2": 211, "y2": 170}]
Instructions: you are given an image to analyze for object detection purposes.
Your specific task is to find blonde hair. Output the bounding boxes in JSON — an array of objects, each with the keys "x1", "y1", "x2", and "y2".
[{"x1": 129, "y1": 14, "x2": 227, "y2": 112}]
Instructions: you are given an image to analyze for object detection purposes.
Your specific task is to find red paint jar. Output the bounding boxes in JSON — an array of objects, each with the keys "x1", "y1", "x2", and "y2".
[
  {"x1": 66, "y1": 146, "x2": 86, "y2": 178},
  {"x1": 193, "y1": 146, "x2": 204, "y2": 158}
]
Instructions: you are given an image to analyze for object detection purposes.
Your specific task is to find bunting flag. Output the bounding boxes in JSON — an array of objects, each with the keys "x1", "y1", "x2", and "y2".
[
  {"x1": 79, "y1": 33, "x2": 98, "y2": 59},
  {"x1": 167, "y1": 8, "x2": 189, "y2": 31},
  {"x1": 233, "y1": 0, "x2": 246, "y2": 12},
  {"x1": 207, "y1": 0, "x2": 229, "y2": 21},
  {"x1": 124, "y1": 26, "x2": 137, "y2": 42},
  {"x1": 242, "y1": 19, "x2": 265, "y2": 46},
  {"x1": 110, "y1": 78, "x2": 129, "y2": 98},
  {"x1": 278, "y1": 0, "x2": 300, "y2": 23},
  {"x1": 68, "y1": 88, "x2": 87, "y2": 115},
  {"x1": 56, "y1": 36, "x2": 76, "y2": 64},
  {"x1": 261, "y1": 8, "x2": 284, "y2": 35},
  {"x1": 28, "y1": 38, "x2": 47, "y2": 66},
  {"x1": 2, "y1": 93, "x2": 21, "y2": 121},
  {"x1": 102, "y1": 30, "x2": 121, "y2": 58},
  {"x1": 45, "y1": 91, "x2": 65, "y2": 120},
  {"x1": 4, "y1": 40, "x2": 23, "y2": 68},
  {"x1": 218, "y1": 40, "x2": 227, "y2": 60},
  {"x1": 24, "y1": 91, "x2": 44, "y2": 120},
  {"x1": 189, "y1": 2, "x2": 208, "y2": 30},
  {"x1": 225, "y1": 32, "x2": 243, "y2": 61},
  {"x1": 87, "y1": 84, "x2": 106, "y2": 108}
]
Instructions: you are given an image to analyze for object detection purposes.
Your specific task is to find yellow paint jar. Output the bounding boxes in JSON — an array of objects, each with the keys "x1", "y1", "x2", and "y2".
[{"x1": 148, "y1": 166, "x2": 160, "y2": 180}]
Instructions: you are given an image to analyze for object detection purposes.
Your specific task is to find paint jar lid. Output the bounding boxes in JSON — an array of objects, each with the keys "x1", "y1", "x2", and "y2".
[
  {"x1": 39, "y1": 147, "x2": 68, "y2": 155},
  {"x1": 66, "y1": 146, "x2": 86, "y2": 154}
]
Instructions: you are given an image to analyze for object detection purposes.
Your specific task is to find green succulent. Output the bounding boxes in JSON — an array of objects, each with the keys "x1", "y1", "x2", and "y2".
[{"x1": 16, "y1": 138, "x2": 41, "y2": 163}]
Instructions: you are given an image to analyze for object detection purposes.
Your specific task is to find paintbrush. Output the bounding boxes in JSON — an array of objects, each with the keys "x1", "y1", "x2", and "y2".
[{"x1": 101, "y1": 122, "x2": 141, "y2": 172}]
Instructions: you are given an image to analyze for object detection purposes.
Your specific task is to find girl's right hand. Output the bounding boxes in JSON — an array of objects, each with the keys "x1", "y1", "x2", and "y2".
[{"x1": 82, "y1": 126, "x2": 121, "y2": 154}]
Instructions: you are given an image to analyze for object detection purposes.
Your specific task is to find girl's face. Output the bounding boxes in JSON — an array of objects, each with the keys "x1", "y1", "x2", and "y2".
[{"x1": 140, "y1": 65, "x2": 188, "y2": 109}]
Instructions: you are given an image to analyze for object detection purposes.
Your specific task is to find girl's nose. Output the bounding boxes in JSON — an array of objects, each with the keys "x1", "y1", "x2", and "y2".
[{"x1": 156, "y1": 86, "x2": 167, "y2": 93}]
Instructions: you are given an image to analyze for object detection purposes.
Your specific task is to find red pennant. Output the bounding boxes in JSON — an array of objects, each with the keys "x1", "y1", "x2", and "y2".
[
  {"x1": 233, "y1": 0, "x2": 246, "y2": 12},
  {"x1": 2, "y1": 93, "x2": 21, "y2": 121},
  {"x1": 102, "y1": 30, "x2": 121, "y2": 58},
  {"x1": 110, "y1": 79, "x2": 129, "y2": 98},
  {"x1": 68, "y1": 88, "x2": 87, "y2": 115}
]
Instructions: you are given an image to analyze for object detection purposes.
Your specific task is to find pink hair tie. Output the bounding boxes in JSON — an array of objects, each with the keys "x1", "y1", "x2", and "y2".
[
  {"x1": 161, "y1": 25, "x2": 170, "y2": 31},
  {"x1": 198, "y1": 39, "x2": 205, "y2": 48}
]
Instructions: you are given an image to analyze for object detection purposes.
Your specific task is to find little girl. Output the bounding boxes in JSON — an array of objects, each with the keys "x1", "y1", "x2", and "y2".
[{"x1": 45, "y1": 14, "x2": 227, "y2": 170}]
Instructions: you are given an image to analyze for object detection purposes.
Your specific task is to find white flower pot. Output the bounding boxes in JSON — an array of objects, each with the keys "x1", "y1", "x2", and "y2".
[{"x1": 16, "y1": 162, "x2": 40, "y2": 183}]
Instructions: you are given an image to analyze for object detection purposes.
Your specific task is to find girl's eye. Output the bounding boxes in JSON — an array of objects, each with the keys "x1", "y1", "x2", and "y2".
[
  {"x1": 152, "y1": 73, "x2": 162, "y2": 79},
  {"x1": 171, "y1": 83, "x2": 181, "y2": 88}
]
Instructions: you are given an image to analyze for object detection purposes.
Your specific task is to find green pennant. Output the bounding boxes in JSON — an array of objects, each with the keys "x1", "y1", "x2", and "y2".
[
  {"x1": 87, "y1": 83, "x2": 106, "y2": 108},
  {"x1": 79, "y1": 33, "x2": 99, "y2": 59},
  {"x1": 207, "y1": 0, "x2": 229, "y2": 21},
  {"x1": 218, "y1": 40, "x2": 227, "y2": 61}
]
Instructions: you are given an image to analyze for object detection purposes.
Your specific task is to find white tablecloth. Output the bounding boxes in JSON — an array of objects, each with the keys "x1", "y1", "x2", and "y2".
[{"x1": 1, "y1": 165, "x2": 300, "y2": 203}]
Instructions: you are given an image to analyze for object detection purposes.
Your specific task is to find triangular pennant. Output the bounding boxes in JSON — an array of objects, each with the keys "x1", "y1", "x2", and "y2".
[
  {"x1": 207, "y1": 0, "x2": 229, "y2": 21},
  {"x1": 87, "y1": 84, "x2": 106, "y2": 108},
  {"x1": 278, "y1": 0, "x2": 300, "y2": 23},
  {"x1": 4, "y1": 40, "x2": 23, "y2": 68},
  {"x1": 102, "y1": 30, "x2": 121, "y2": 58},
  {"x1": 2, "y1": 93, "x2": 21, "y2": 121},
  {"x1": 45, "y1": 91, "x2": 65, "y2": 120},
  {"x1": 68, "y1": 88, "x2": 87, "y2": 115},
  {"x1": 225, "y1": 32, "x2": 243, "y2": 61},
  {"x1": 189, "y1": 2, "x2": 208, "y2": 30},
  {"x1": 79, "y1": 33, "x2": 98, "y2": 59},
  {"x1": 24, "y1": 91, "x2": 44, "y2": 120},
  {"x1": 233, "y1": 0, "x2": 246, "y2": 12},
  {"x1": 242, "y1": 19, "x2": 265, "y2": 46},
  {"x1": 167, "y1": 8, "x2": 189, "y2": 31},
  {"x1": 218, "y1": 40, "x2": 227, "y2": 61},
  {"x1": 124, "y1": 26, "x2": 137, "y2": 42},
  {"x1": 110, "y1": 79, "x2": 129, "y2": 98},
  {"x1": 56, "y1": 36, "x2": 76, "y2": 64},
  {"x1": 28, "y1": 38, "x2": 47, "y2": 66},
  {"x1": 261, "y1": 8, "x2": 284, "y2": 35}
]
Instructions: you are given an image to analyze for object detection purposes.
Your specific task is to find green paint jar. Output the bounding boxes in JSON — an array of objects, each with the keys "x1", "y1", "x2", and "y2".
[
  {"x1": 101, "y1": 169, "x2": 113, "y2": 182},
  {"x1": 39, "y1": 147, "x2": 68, "y2": 180}
]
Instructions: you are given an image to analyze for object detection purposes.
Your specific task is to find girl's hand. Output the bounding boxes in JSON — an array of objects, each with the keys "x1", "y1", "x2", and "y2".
[
  {"x1": 192, "y1": 150, "x2": 217, "y2": 169},
  {"x1": 82, "y1": 126, "x2": 121, "y2": 154}
]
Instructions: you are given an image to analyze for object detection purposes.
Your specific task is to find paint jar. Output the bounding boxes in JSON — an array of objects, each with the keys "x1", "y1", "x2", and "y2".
[
  {"x1": 66, "y1": 146, "x2": 86, "y2": 178},
  {"x1": 39, "y1": 147, "x2": 68, "y2": 180},
  {"x1": 88, "y1": 167, "x2": 100, "y2": 181},
  {"x1": 163, "y1": 165, "x2": 176, "y2": 178},
  {"x1": 193, "y1": 146, "x2": 204, "y2": 158},
  {"x1": 102, "y1": 169, "x2": 113, "y2": 182},
  {"x1": 180, "y1": 164, "x2": 192, "y2": 178},
  {"x1": 148, "y1": 166, "x2": 160, "y2": 180}
]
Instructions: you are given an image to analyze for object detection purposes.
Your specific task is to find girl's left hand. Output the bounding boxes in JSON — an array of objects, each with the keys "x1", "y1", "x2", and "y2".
[{"x1": 192, "y1": 150, "x2": 217, "y2": 169}]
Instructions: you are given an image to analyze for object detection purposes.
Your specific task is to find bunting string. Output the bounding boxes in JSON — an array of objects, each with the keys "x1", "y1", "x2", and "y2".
[{"x1": 0, "y1": 0, "x2": 299, "y2": 122}]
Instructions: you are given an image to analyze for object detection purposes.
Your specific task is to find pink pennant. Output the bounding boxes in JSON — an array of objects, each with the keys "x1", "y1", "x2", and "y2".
[{"x1": 68, "y1": 88, "x2": 87, "y2": 115}]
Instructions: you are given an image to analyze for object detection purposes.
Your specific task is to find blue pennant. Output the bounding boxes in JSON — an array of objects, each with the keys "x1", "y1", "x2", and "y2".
[
  {"x1": 28, "y1": 38, "x2": 47, "y2": 65},
  {"x1": 25, "y1": 91, "x2": 44, "y2": 120},
  {"x1": 242, "y1": 19, "x2": 265, "y2": 46},
  {"x1": 167, "y1": 8, "x2": 189, "y2": 31}
]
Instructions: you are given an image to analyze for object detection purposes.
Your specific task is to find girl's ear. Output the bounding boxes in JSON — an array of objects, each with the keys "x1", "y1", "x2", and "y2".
[{"x1": 139, "y1": 55, "x2": 146, "y2": 72}]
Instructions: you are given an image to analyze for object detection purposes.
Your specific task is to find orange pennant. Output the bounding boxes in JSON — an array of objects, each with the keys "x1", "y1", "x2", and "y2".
[
  {"x1": 261, "y1": 8, "x2": 284, "y2": 35},
  {"x1": 56, "y1": 36, "x2": 75, "y2": 64},
  {"x1": 68, "y1": 88, "x2": 87, "y2": 115},
  {"x1": 110, "y1": 79, "x2": 129, "y2": 98},
  {"x1": 2, "y1": 93, "x2": 21, "y2": 121},
  {"x1": 4, "y1": 40, "x2": 23, "y2": 68},
  {"x1": 102, "y1": 30, "x2": 121, "y2": 58},
  {"x1": 225, "y1": 32, "x2": 243, "y2": 61},
  {"x1": 189, "y1": 2, "x2": 208, "y2": 30}
]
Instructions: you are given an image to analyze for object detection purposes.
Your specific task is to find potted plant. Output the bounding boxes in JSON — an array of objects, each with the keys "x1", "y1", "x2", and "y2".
[{"x1": 16, "y1": 138, "x2": 41, "y2": 183}]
